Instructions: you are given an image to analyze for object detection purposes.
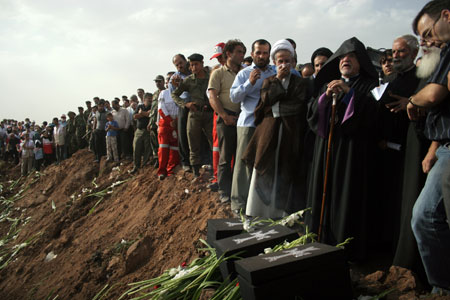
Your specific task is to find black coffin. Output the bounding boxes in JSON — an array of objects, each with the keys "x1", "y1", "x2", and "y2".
[
  {"x1": 235, "y1": 243, "x2": 352, "y2": 300},
  {"x1": 212, "y1": 225, "x2": 298, "y2": 280},
  {"x1": 206, "y1": 218, "x2": 244, "y2": 244}
]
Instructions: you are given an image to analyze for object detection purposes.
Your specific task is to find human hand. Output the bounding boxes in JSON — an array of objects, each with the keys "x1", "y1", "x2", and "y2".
[
  {"x1": 422, "y1": 150, "x2": 437, "y2": 173},
  {"x1": 276, "y1": 63, "x2": 290, "y2": 80},
  {"x1": 185, "y1": 102, "x2": 198, "y2": 112},
  {"x1": 386, "y1": 92, "x2": 408, "y2": 113},
  {"x1": 222, "y1": 114, "x2": 238, "y2": 126},
  {"x1": 249, "y1": 69, "x2": 262, "y2": 86},
  {"x1": 326, "y1": 80, "x2": 350, "y2": 97}
]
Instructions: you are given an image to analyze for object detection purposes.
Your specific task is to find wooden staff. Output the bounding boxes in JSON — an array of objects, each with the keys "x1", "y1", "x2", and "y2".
[{"x1": 318, "y1": 93, "x2": 337, "y2": 242}]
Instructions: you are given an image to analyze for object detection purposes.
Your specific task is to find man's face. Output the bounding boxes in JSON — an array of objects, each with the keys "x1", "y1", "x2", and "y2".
[
  {"x1": 124, "y1": 100, "x2": 130, "y2": 108},
  {"x1": 216, "y1": 55, "x2": 226, "y2": 65},
  {"x1": 228, "y1": 45, "x2": 246, "y2": 67},
  {"x1": 392, "y1": 39, "x2": 415, "y2": 72},
  {"x1": 137, "y1": 89, "x2": 144, "y2": 99},
  {"x1": 145, "y1": 97, "x2": 152, "y2": 107},
  {"x1": 112, "y1": 102, "x2": 120, "y2": 111},
  {"x1": 155, "y1": 80, "x2": 164, "y2": 90},
  {"x1": 189, "y1": 60, "x2": 204, "y2": 75},
  {"x1": 418, "y1": 11, "x2": 450, "y2": 45},
  {"x1": 173, "y1": 55, "x2": 187, "y2": 73},
  {"x1": 381, "y1": 54, "x2": 394, "y2": 76},
  {"x1": 339, "y1": 52, "x2": 360, "y2": 78},
  {"x1": 251, "y1": 43, "x2": 270, "y2": 69},
  {"x1": 274, "y1": 50, "x2": 292, "y2": 67},
  {"x1": 98, "y1": 103, "x2": 105, "y2": 111},
  {"x1": 313, "y1": 55, "x2": 328, "y2": 75},
  {"x1": 165, "y1": 76, "x2": 171, "y2": 88}
]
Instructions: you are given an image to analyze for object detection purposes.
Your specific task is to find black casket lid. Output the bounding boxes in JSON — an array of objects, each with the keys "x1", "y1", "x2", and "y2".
[{"x1": 235, "y1": 242, "x2": 345, "y2": 285}]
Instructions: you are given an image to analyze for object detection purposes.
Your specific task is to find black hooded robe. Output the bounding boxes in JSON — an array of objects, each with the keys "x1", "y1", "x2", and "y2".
[{"x1": 306, "y1": 37, "x2": 379, "y2": 260}]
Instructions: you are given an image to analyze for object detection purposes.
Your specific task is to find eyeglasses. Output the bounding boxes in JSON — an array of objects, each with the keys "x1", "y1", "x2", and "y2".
[{"x1": 420, "y1": 15, "x2": 441, "y2": 44}]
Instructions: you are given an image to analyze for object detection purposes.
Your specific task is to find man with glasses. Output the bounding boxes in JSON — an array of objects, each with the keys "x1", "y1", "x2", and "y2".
[{"x1": 408, "y1": 0, "x2": 450, "y2": 295}]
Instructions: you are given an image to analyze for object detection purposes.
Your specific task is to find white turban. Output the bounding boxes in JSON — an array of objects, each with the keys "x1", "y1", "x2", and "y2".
[{"x1": 270, "y1": 39, "x2": 295, "y2": 61}]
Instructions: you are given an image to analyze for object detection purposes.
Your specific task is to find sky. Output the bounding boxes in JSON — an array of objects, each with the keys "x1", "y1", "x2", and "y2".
[{"x1": 0, "y1": 0, "x2": 426, "y2": 123}]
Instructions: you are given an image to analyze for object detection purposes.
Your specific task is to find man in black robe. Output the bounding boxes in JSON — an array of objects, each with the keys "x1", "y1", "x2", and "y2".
[
  {"x1": 373, "y1": 35, "x2": 421, "y2": 251},
  {"x1": 243, "y1": 39, "x2": 310, "y2": 218},
  {"x1": 306, "y1": 37, "x2": 378, "y2": 260}
]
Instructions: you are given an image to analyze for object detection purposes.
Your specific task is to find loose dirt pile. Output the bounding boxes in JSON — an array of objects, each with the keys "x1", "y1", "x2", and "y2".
[
  {"x1": 0, "y1": 149, "x2": 232, "y2": 299},
  {"x1": 0, "y1": 150, "x2": 449, "y2": 300}
]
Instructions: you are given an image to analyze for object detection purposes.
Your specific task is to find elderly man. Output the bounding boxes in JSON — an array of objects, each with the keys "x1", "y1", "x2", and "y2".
[
  {"x1": 208, "y1": 39, "x2": 246, "y2": 203},
  {"x1": 307, "y1": 37, "x2": 379, "y2": 259},
  {"x1": 407, "y1": 0, "x2": 450, "y2": 294},
  {"x1": 170, "y1": 54, "x2": 192, "y2": 171},
  {"x1": 172, "y1": 53, "x2": 212, "y2": 177},
  {"x1": 243, "y1": 39, "x2": 310, "y2": 218},
  {"x1": 230, "y1": 39, "x2": 276, "y2": 215},
  {"x1": 373, "y1": 35, "x2": 421, "y2": 253}
]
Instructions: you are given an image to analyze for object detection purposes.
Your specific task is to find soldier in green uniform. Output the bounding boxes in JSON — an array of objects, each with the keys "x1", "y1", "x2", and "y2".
[
  {"x1": 75, "y1": 107, "x2": 87, "y2": 149},
  {"x1": 66, "y1": 111, "x2": 78, "y2": 157},
  {"x1": 172, "y1": 53, "x2": 212, "y2": 177},
  {"x1": 149, "y1": 75, "x2": 165, "y2": 167}
]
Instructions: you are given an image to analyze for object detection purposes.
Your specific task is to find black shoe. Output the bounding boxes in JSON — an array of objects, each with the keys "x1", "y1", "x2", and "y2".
[
  {"x1": 193, "y1": 165, "x2": 200, "y2": 177},
  {"x1": 207, "y1": 182, "x2": 219, "y2": 192},
  {"x1": 158, "y1": 174, "x2": 166, "y2": 180}
]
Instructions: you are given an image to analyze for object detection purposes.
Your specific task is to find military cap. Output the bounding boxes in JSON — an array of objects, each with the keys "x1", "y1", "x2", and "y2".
[
  {"x1": 67, "y1": 111, "x2": 76, "y2": 116},
  {"x1": 78, "y1": 106, "x2": 84, "y2": 110},
  {"x1": 188, "y1": 53, "x2": 204, "y2": 62},
  {"x1": 154, "y1": 75, "x2": 165, "y2": 81}
]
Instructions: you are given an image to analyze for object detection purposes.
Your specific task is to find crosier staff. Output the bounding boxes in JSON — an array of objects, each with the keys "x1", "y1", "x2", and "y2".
[{"x1": 318, "y1": 92, "x2": 337, "y2": 242}]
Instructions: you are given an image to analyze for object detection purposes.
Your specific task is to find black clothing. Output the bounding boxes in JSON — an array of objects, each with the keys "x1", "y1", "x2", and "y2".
[
  {"x1": 306, "y1": 37, "x2": 379, "y2": 260},
  {"x1": 136, "y1": 104, "x2": 151, "y2": 129}
]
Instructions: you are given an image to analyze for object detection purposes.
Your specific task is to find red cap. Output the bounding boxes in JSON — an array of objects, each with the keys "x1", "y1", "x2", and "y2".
[{"x1": 210, "y1": 42, "x2": 225, "y2": 60}]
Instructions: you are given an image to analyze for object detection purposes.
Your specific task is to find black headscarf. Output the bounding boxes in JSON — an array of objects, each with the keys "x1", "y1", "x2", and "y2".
[{"x1": 314, "y1": 37, "x2": 378, "y2": 93}]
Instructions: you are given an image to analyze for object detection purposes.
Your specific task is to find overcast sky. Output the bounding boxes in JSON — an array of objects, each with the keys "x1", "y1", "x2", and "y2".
[{"x1": 1, "y1": 0, "x2": 426, "y2": 123}]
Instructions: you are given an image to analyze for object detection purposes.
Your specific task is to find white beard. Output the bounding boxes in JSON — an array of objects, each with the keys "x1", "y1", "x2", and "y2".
[{"x1": 416, "y1": 47, "x2": 442, "y2": 79}]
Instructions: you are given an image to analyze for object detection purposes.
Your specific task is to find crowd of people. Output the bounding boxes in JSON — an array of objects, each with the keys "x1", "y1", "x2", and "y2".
[{"x1": 1, "y1": 0, "x2": 449, "y2": 295}]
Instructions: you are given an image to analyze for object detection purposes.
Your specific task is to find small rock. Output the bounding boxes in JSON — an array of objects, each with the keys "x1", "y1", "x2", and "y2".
[
  {"x1": 107, "y1": 256, "x2": 121, "y2": 271},
  {"x1": 125, "y1": 236, "x2": 152, "y2": 274},
  {"x1": 364, "y1": 270, "x2": 385, "y2": 283},
  {"x1": 45, "y1": 251, "x2": 57, "y2": 262}
]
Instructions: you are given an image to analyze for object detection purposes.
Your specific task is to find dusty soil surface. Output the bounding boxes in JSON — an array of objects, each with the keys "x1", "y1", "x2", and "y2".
[{"x1": 0, "y1": 149, "x2": 448, "y2": 300}]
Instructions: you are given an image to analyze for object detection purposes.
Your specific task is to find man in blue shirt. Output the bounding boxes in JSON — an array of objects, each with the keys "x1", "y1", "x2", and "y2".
[
  {"x1": 229, "y1": 39, "x2": 276, "y2": 215},
  {"x1": 409, "y1": 0, "x2": 450, "y2": 295}
]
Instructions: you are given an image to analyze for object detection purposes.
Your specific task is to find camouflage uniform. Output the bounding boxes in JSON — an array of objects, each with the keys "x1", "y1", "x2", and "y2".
[
  {"x1": 66, "y1": 116, "x2": 78, "y2": 157},
  {"x1": 149, "y1": 90, "x2": 161, "y2": 163},
  {"x1": 75, "y1": 113, "x2": 87, "y2": 149},
  {"x1": 172, "y1": 73, "x2": 213, "y2": 172}
]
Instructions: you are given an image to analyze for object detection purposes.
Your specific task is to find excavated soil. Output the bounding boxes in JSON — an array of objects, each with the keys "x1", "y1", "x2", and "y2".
[{"x1": 0, "y1": 149, "x2": 449, "y2": 300}]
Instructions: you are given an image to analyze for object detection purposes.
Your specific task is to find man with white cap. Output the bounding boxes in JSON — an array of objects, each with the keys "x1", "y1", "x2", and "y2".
[
  {"x1": 243, "y1": 39, "x2": 310, "y2": 218},
  {"x1": 229, "y1": 39, "x2": 276, "y2": 215}
]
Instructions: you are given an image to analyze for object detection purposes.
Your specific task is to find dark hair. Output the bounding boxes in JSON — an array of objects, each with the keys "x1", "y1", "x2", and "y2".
[
  {"x1": 243, "y1": 56, "x2": 253, "y2": 64},
  {"x1": 167, "y1": 71, "x2": 175, "y2": 76},
  {"x1": 311, "y1": 47, "x2": 333, "y2": 66},
  {"x1": 106, "y1": 112, "x2": 113, "y2": 117},
  {"x1": 144, "y1": 92, "x2": 153, "y2": 100},
  {"x1": 251, "y1": 39, "x2": 271, "y2": 53},
  {"x1": 52, "y1": 117, "x2": 58, "y2": 122},
  {"x1": 98, "y1": 100, "x2": 105, "y2": 105},
  {"x1": 223, "y1": 39, "x2": 247, "y2": 59},
  {"x1": 379, "y1": 49, "x2": 393, "y2": 64},
  {"x1": 112, "y1": 99, "x2": 119, "y2": 106},
  {"x1": 172, "y1": 54, "x2": 187, "y2": 62},
  {"x1": 413, "y1": 0, "x2": 450, "y2": 34}
]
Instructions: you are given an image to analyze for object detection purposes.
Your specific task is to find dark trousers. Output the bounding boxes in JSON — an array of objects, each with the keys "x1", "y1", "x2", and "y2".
[
  {"x1": 56, "y1": 145, "x2": 64, "y2": 164},
  {"x1": 178, "y1": 106, "x2": 190, "y2": 167},
  {"x1": 94, "y1": 129, "x2": 106, "y2": 161},
  {"x1": 216, "y1": 113, "x2": 237, "y2": 197}
]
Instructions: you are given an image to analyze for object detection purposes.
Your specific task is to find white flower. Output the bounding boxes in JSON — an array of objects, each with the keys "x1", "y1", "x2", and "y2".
[
  {"x1": 173, "y1": 265, "x2": 198, "y2": 279},
  {"x1": 264, "y1": 247, "x2": 273, "y2": 254},
  {"x1": 70, "y1": 195, "x2": 75, "y2": 200},
  {"x1": 168, "y1": 268, "x2": 179, "y2": 276},
  {"x1": 121, "y1": 239, "x2": 127, "y2": 244},
  {"x1": 243, "y1": 219, "x2": 251, "y2": 232},
  {"x1": 184, "y1": 189, "x2": 189, "y2": 194},
  {"x1": 107, "y1": 190, "x2": 113, "y2": 194},
  {"x1": 77, "y1": 194, "x2": 81, "y2": 198}
]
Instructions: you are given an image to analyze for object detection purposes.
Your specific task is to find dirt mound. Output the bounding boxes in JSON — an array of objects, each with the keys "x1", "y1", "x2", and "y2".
[
  {"x1": 0, "y1": 149, "x2": 232, "y2": 299},
  {"x1": 0, "y1": 150, "x2": 449, "y2": 300}
]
